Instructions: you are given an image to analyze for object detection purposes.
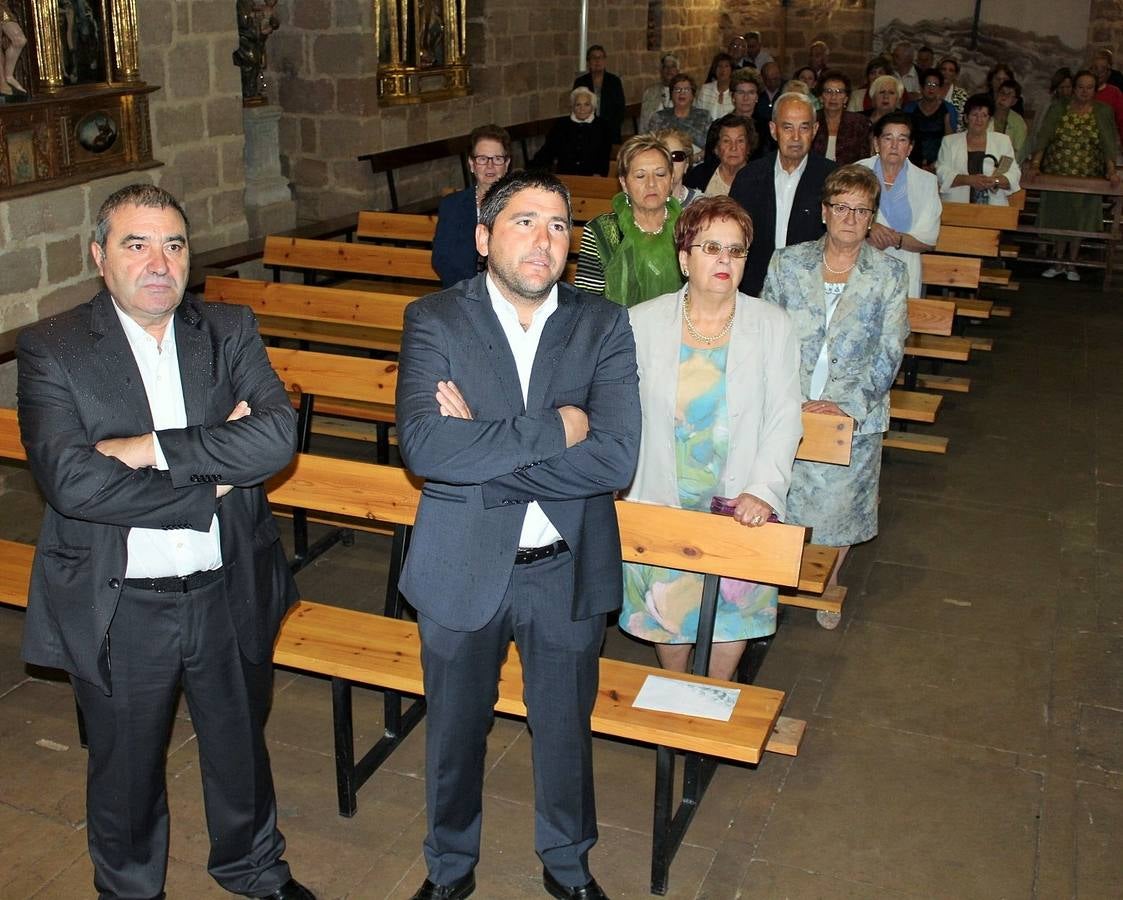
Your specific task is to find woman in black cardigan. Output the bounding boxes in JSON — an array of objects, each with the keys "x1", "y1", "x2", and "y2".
[{"x1": 531, "y1": 87, "x2": 612, "y2": 176}]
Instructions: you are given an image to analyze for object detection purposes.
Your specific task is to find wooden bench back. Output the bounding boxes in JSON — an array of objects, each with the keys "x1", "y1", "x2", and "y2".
[
  {"x1": 206, "y1": 277, "x2": 412, "y2": 330},
  {"x1": 907, "y1": 298, "x2": 956, "y2": 337},
  {"x1": 571, "y1": 196, "x2": 614, "y2": 223},
  {"x1": 0, "y1": 406, "x2": 25, "y2": 461},
  {"x1": 939, "y1": 202, "x2": 1019, "y2": 230},
  {"x1": 266, "y1": 347, "x2": 398, "y2": 406},
  {"x1": 921, "y1": 254, "x2": 983, "y2": 291},
  {"x1": 268, "y1": 452, "x2": 806, "y2": 586},
  {"x1": 559, "y1": 174, "x2": 619, "y2": 199},
  {"x1": 935, "y1": 225, "x2": 1000, "y2": 258},
  {"x1": 356, "y1": 211, "x2": 439, "y2": 243},
  {"x1": 263, "y1": 236, "x2": 440, "y2": 283},
  {"x1": 355, "y1": 210, "x2": 586, "y2": 255}
]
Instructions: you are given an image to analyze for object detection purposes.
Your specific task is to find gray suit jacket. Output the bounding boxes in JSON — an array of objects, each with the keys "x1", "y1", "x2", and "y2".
[
  {"x1": 396, "y1": 274, "x2": 641, "y2": 630},
  {"x1": 17, "y1": 291, "x2": 299, "y2": 693},
  {"x1": 761, "y1": 239, "x2": 909, "y2": 435}
]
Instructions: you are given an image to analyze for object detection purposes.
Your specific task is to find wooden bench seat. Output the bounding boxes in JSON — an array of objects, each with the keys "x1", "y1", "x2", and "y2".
[
  {"x1": 0, "y1": 538, "x2": 33, "y2": 609},
  {"x1": 889, "y1": 389, "x2": 941, "y2": 424},
  {"x1": 905, "y1": 333, "x2": 972, "y2": 362},
  {"x1": 883, "y1": 431, "x2": 950, "y2": 453}
]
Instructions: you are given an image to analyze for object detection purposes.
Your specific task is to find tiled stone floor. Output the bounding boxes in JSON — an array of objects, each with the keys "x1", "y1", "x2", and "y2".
[{"x1": 2, "y1": 276, "x2": 1123, "y2": 897}]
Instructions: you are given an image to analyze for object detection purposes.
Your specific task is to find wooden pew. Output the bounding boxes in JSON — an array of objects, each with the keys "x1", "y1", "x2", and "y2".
[
  {"x1": 558, "y1": 173, "x2": 619, "y2": 199},
  {"x1": 263, "y1": 235, "x2": 440, "y2": 286},
  {"x1": 355, "y1": 209, "x2": 586, "y2": 255}
]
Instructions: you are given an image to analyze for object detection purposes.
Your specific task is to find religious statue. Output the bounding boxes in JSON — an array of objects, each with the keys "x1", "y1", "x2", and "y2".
[
  {"x1": 233, "y1": 0, "x2": 280, "y2": 103},
  {"x1": 0, "y1": 1, "x2": 28, "y2": 96}
]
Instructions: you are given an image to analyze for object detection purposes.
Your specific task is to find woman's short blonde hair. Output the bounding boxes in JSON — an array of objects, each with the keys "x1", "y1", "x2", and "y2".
[
  {"x1": 869, "y1": 74, "x2": 903, "y2": 101},
  {"x1": 617, "y1": 134, "x2": 672, "y2": 178},
  {"x1": 822, "y1": 164, "x2": 881, "y2": 213}
]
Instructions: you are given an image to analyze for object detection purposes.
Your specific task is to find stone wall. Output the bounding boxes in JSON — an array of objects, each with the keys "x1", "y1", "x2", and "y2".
[
  {"x1": 1090, "y1": 0, "x2": 1123, "y2": 53},
  {"x1": 0, "y1": 0, "x2": 252, "y2": 403},
  {"x1": 267, "y1": 0, "x2": 726, "y2": 221}
]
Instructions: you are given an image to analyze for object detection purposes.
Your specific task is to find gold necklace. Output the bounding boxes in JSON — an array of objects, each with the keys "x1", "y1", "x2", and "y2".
[{"x1": 682, "y1": 287, "x2": 735, "y2": 344}]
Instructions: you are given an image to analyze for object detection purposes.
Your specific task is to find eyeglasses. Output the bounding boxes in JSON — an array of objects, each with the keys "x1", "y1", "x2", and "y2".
[
  {"x1": 471, "y1": 154, "x2": 509, "y2": 166},
  {"x1": 690, "y1": 240, "x2": 749, "y2": 259},
  {"x1": 821, "y1": 87, "x2": 847, "y2": 95},
  {"x1": 923, "y1": 81, "x2": 941, "y2": 87},
  {"x1": 668, "y1": 150, "x2": 688, "y2": 162},
  {"x1": 827, "y1": 203, "x2": 874, "y2": 221},
  {"x1": 672, "y1": 87, "x2": 694, "y2": 94}
]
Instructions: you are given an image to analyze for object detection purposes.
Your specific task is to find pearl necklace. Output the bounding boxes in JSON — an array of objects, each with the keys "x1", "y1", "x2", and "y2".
[
  {"x1": 822, "y1": 254, "x2": 856, "y2": 275},
  {"x1": 682, "y1": 287, "x2": 735, "y2": 344},
  {"x1": 634, "y1": 203, "x2": 669, "y2": 236}
]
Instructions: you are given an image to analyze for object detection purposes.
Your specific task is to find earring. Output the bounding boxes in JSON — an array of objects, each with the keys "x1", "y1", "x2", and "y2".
[
  {"x1": 681, "y1": 268, "x2": 689, "y2": 277},
  {"x1": 624, "y1": 194, "x2": 632, "y2": 207}
]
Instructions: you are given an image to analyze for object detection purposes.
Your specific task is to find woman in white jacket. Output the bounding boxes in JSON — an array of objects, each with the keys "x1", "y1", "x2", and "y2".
[
  {"x1": 621, "y1": 196, "x2": 803, "y2": 680},
  {"x1": 936, "y1": 93, "x2": 1021, "y2": 205}
]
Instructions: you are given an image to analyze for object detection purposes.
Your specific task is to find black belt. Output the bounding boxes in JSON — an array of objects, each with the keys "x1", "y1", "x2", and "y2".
[
  {"x1": 123, "y1": 568, "x2": 225, "y2": 593},
  {"x1": 514, "y1": 539, "x2": 569, "y2": 565}
]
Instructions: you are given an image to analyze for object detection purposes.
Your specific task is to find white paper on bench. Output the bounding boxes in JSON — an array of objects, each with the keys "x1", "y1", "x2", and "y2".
[{"x1": 632, "y1": 675, "x2": 740, "y2": 722}]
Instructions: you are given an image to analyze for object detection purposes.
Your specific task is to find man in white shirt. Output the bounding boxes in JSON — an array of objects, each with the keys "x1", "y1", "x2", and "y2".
[
  {"x1": 730, "y1": 92, "x2": 836, "y2": 295},
  {"x1": 396, "y1": 170, "x2": 641, "y2": 900},
  {"x1": 742, "y1": 31, "x2": 774, "y2": 71},
  {"x1": 17, "y1": 184, "x2": 314, "y2": 900},
  {"x1": 891, "y1": 40, "x2": 921, "y2": 98},
  {"x1": 640, "y1": 53, "x2": 679, "y2": 132}
]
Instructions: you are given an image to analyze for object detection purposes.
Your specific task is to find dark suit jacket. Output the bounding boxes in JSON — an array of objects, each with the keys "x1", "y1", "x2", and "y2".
[
  {"x1": 729, "y1": 151, "x2": 836, "y2": 297},
  {"x1": 432, "y1": 186, "x2": 481, "y2": 289},
  {"x1": 395, "y1": 274, "x2": 641, "y2": 630},
  {"x1": 574, "y1": 71, "x2": 627, "y2": 145},
  {"x1": 811, "y1": 110, "x2": 872, "y2": 165},
  {"x1": 17, "y1": 292, "x2": 299, "y2": 693}
]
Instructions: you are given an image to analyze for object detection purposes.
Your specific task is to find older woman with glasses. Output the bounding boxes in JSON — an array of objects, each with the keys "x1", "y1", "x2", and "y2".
[
  {"x1": 649, "y1": 73, "x2": 713, "y2": 154},
  {"x1": 621, "y1": 196, "x2": 803, "y2": 679},
  {"x1": 575, "y1": 134, "x2": 683, "y2": 306},
  {"x1": 858, "y1": 112, "x2": 941, "y2": 297},
  {"x1": 811, "y1": 69, "x2": 872, "y2": 164},
  {"x1": 431, "y1": 123, "x2": 511, "y2": 288},
  {"x1": 903, "y1": 68, "x2": 953, "y2": 169},
  {"x1": 762, "y1": 165, "x2": 909, "y2": 589}
]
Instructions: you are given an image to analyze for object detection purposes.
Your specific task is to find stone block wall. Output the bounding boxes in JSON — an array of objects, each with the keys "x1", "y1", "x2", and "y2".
[
  {"x1": 1090, "y1": 0, "x2": 1123, "y2": 53},
  {"x1": 0, "y1": 0, "x2": 252, "y2": 404},
  {"x1": 268, "y1": 0, "x2": 726, "y2": 221}
]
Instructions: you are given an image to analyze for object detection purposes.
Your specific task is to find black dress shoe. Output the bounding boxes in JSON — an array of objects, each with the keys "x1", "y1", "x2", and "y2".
[
  {"x1": 543, "y1": 868, "x2": 609, "y2": 899},
  {"x1": 256, "y1": 878, "x2": 317, "y2": 899},
  {"x1": 410, "y1": 871, "x2": 476, "y2": 900}
]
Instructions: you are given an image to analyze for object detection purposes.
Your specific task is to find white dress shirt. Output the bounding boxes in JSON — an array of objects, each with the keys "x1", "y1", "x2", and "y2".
[
  {"x1": 112, "y1": 303, "x2": 223, "y2": 578},
  {"x1": 773, "y1": 153, "x2": 809, "y2": 250},
  {"x1": 486, "y1": 275, "x2": 564, "y2": 549}
]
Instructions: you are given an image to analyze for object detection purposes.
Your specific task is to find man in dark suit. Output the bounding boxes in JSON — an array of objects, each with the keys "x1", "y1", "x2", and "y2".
[
  {"x1": 395, "y1": 170, "x2": 641, "y2": 900},
  {"x1": 573, "y1": 44, "x2": 627, "y2": 145},
  {"x1": 730, "y1": 92, "x2": 836, "y2": 296},
  {"x1": 17, "y1": 184, "x2": 314, "y2": 900}
]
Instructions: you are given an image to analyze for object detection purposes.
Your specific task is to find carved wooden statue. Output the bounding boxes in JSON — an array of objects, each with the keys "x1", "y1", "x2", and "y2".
[
  {"x1": 0, "y1": 1, "x2": 28, "y2": 95},
  {"x1": 233, "y1": 0, "x2": 279, "y2": 103}
]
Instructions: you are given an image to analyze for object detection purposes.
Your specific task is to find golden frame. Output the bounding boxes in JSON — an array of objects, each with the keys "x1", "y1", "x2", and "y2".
[
  {"x1": 0, "y1": 0, "x2": 156, "y2": 199},
  {"x1": 373, "y1": 0, "x2": 471, "y2": 105}
]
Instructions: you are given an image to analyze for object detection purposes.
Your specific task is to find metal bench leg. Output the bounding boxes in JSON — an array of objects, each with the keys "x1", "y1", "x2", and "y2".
[
  {"x1": 650, "y1": 746, "x2": 718, "y2": 895},
  {"x1": 331, "y1": 675, "x2": 427, "y2": 818},
  {"x1": 75, "y1": 693, "x2": 88, "y2": 749},
  {"x1": 376, "y1": 423, "x2": 390, "y2": 464},
  {"x1": 384, "y1": 524, "x2": 412, "y2": 618}
]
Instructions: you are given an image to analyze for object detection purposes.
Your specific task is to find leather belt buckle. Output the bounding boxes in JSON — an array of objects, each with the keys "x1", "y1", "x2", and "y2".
[{"x1": 513, "y1": 539, "x2": 569, "y2": 565}]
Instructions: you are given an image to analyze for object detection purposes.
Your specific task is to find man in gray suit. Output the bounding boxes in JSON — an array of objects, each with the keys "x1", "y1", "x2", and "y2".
[
  {"x1": 17, "y1": 184, "x2": 314, "y2": 900},
  {"x1": 396, "y1": 170, "x2": 641, "y2": 900}
]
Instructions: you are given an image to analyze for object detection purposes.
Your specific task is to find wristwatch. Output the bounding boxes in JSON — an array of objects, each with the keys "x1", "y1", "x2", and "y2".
[{"x1": 895, "y1": 234, "x2": 903, "y2": 250}]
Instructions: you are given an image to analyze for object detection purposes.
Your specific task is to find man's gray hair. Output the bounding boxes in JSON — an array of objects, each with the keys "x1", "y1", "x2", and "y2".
[
  {"x1": 93, "y1": 183, "x2": 190, "y2": 251},
  {"x1": 660, "y1": 53, "x2": 679, "y2": 68},
  {"x1": 772, "y1": 91, "x2": 817, "y2": 122}
]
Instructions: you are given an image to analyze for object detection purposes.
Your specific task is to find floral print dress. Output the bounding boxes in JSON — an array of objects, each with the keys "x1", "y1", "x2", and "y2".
[{"x1": 620, "y1": 343, "x2": 779, "y2": 644}]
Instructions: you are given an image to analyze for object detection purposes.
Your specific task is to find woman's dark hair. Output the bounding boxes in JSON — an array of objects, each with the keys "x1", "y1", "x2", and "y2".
[
  {"x1": 865, "y1": 56, "x2": 891, "y2": 80},
  {"x1": 938, "y1": 56, "x2": 960, "y2": 75},
  {"x1": 872, "y1": 111, "x2": 913, "y2": 139},
  {"x1": 713, "y1": 114, "x2": 757, "y2": 156},
  {"x1": 586, "y1": 44, "x2": 605, "y2": 61},
  {"x1": 963, "y1": 93, "x2": 995, "y2": 117},
  {"x1": 817, "y1": 69, "x2": 851, "y2": 94},
  {"x1": 795, "y1": 65, "x2": 818, "y2": 85},
  {"x1": 469, "y1": 124, "x2": 512, "y2": 156},
  {"x1": 674, "y1": 195, "x2": 754, "y2": 253},
  {"x1": 1049, "y1": 66, "x2": 1073, "y2": 94},
  {"x1": 821, "y1": 164, "x2": 881, "y2": 213},
  {"x1": 985, "y1": 63, "x2": 1015, "y2": 92},
  {"x1": 996, "y1": 78, "x2": 1022, "y2": 99},
  {"x1": 1073, "y1": 68, "x2": 1097, "y2": 91},
  {"x1": 705, "y1": 52, "x2": 735, "y2": 84},
  {"x1": 919, "y1": 67, "x2": 944, "y2": 88},
  {"x1": 669, "y1": 73, "x2": 697, "y2": 95}
]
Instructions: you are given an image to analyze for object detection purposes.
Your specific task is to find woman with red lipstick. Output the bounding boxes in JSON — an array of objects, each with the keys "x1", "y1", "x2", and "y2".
[
  {"x1": 574, "y1": 134, "x2": 683, "y2": 306},
  {"x1": 620, "y1": 196, "x2": 803, "y2": 678}
]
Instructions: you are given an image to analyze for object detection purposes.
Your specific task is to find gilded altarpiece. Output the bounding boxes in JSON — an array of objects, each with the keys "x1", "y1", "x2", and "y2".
[{"x1": 0, "y1": 0, "x2": 157, "y2": 200}]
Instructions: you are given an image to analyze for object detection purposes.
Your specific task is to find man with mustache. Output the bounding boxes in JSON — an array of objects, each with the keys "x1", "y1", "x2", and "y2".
[
  {"x1": 730, "y1": 92, "x2": 836, "y2": 296},
  {"x1": 395, "y1": 169, "x2": 641, "y2": 900},
  {"x1": 16, "y1": 184, "x2": 314, "y2": 898}
]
